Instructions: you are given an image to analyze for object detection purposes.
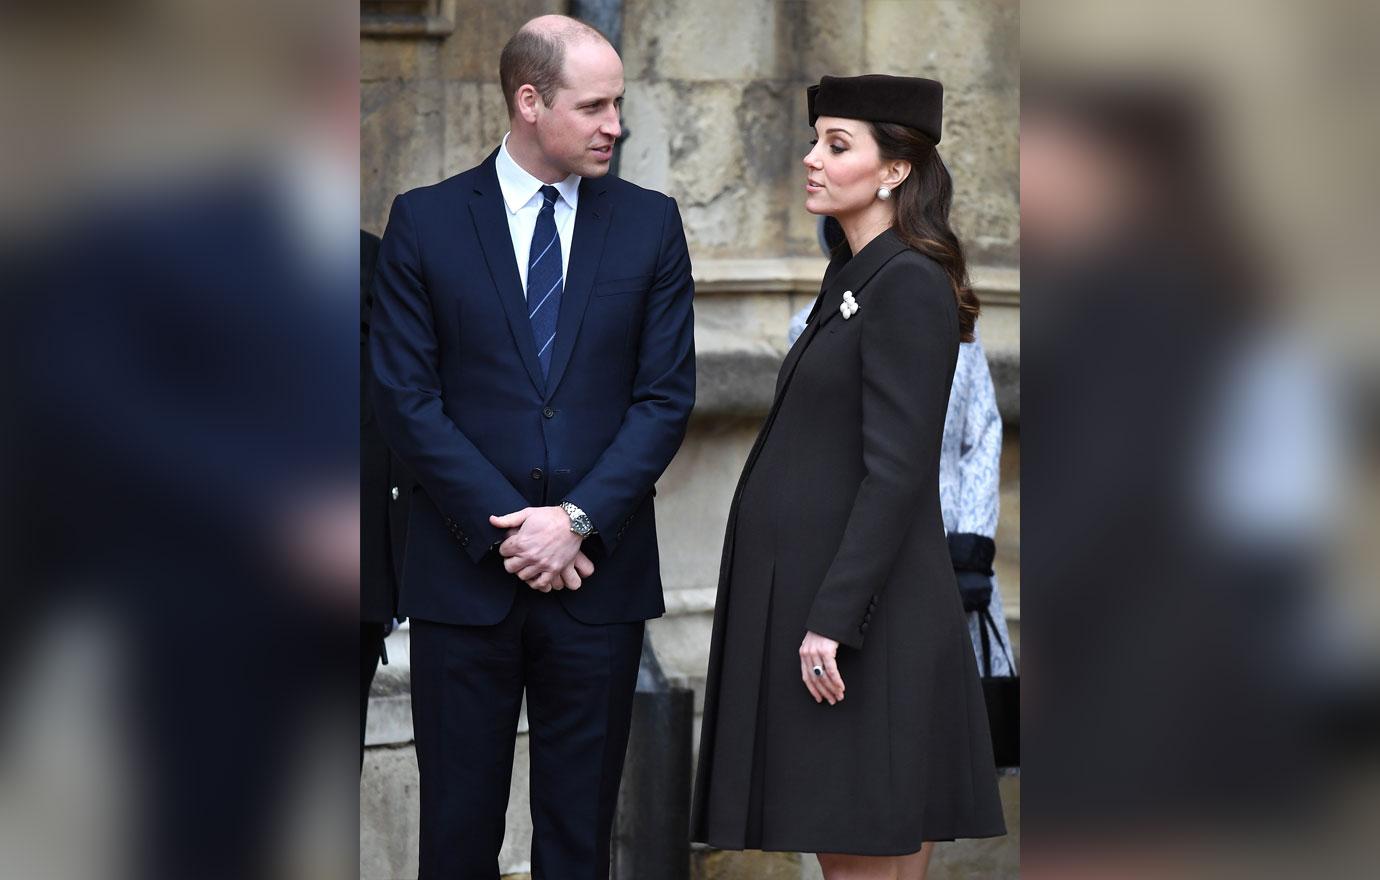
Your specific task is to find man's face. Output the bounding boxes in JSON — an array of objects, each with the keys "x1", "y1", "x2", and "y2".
[{"x1": 533, "y1": 40, "x2": 624, "y2": 179}]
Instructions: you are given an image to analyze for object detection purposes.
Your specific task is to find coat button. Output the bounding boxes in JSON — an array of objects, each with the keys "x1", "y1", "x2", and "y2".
[
  {"x1": 531, "y1": 468, "x2": 544, "y2": 480},
  {"x1": 391, "y1": 486, "x2": 399, "y2": 500},
  {"x1": 542, "y1": 407, "x2": 555, "y2": 419}
]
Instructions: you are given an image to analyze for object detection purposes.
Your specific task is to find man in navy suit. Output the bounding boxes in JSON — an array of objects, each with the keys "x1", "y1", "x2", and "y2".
[{"x1": 368, "y1": 14, "x2": 696, "y2": 878}]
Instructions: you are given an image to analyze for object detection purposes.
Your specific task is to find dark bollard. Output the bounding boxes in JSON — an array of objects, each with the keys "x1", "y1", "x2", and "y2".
[{"x1": 611, "y1": 632, "x2": 694, "y2": 880}]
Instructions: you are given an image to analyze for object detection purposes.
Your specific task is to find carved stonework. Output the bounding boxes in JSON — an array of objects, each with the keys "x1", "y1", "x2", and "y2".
[{"x1": 361, "y1": 0, "x2": 456, "y2": 38}]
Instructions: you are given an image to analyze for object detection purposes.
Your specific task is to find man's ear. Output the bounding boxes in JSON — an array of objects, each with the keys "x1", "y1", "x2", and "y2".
[
  {"x1": 515, "y1": 84, "x2": 542, "y2": 125},
  {"x1": 881, "y1": 159, "x2": 912, "y2": 190}
]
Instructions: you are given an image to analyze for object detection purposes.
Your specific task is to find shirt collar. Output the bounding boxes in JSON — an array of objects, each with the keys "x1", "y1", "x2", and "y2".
[{"x1": 496, "y1": 132, "x2": 581, "y2": 215}]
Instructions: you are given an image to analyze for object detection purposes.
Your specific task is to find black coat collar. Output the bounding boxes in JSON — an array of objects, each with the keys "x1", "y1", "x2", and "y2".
[
  {"x1": 807, "y1": 227, "x2": 908, "y2": 330},
  {"x1": 777, "y1": 228, "x2": 909, "y2": 389}
]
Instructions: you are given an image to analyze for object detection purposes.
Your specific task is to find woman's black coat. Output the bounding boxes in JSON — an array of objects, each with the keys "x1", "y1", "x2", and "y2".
[{"x1": 691, "y1": 230, "x2": 1006, "y2": 854}]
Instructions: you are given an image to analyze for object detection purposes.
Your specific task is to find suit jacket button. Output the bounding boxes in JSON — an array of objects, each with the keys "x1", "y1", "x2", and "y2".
[
  {"x1": 391, "y1": 486, "x2": 399, "y2": 500},
  {"x1": 542, "y1": 407, "x2": 555, "y2": 419},
  {"x1": 531, "y1": 468, "x2": 544, "y2": 480}
]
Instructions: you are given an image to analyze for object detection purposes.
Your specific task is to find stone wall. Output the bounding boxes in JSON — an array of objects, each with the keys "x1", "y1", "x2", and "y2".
[
  {"x1": 361, "y1": 2, "x2": 1020, "y2": 877},
  {"x1": 363, "y1": 0, "x2": 1019, "y2": 265}
]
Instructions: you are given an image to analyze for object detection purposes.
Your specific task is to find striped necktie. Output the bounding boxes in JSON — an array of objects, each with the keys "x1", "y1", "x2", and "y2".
[{"x1": 527, "y1": 185, "x2": 563, "y2": 379}]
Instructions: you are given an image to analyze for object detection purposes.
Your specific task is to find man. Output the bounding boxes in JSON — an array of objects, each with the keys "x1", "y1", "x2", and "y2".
[{"x1": 368, "y1": 15, "x2": 695, "y2": 879}]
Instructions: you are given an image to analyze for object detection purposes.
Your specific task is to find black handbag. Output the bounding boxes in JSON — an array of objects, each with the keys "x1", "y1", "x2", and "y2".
[
  {"x1": 976, "y1": 604, "x2": 1020, "y2": 768},
  {"x1": 950, "y1": 534, "x2": 1020, "y2": 769}
]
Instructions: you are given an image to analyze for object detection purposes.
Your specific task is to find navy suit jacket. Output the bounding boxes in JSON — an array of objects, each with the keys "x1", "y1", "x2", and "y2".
[{"x1": 368, "y1": 150, "x2": 696, "y2": 626}]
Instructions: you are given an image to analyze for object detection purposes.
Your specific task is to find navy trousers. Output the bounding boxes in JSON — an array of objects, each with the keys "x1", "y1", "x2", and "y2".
[{"x1": 410, "y1": 587, "x2": 645, "y2": 879}]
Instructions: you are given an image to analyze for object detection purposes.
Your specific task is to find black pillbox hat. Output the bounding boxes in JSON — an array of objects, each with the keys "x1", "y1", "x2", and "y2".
[{"x1": 807, "y1": 74, "x2": 944, "y2": 144}]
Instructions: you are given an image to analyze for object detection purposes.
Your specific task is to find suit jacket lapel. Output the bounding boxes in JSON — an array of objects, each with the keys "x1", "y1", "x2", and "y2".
[
  {"x1": 469, "y1": 152, "x2": 546, "y2": 394},
  {"x1": 774, "y1": 228, "x2": 908, "y2": 394},
  {"x1": 543, "y1": 177, "x2": 610, "y2": 399}
]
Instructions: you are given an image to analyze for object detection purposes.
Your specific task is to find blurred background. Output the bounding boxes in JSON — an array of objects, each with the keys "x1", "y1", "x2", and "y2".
[
  {"x1": 361, "y1": 2, "x2": 1020, "y2": 878},
  {"x1": 0, "y1": 1, "x2": 359, "y2": 878},
  {"x1": 1022, "y1": 1, "x2": 1380, "y2": 878}
]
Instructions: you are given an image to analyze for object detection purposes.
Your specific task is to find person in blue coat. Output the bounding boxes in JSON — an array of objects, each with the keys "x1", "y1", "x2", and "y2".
[{"x1": 368, "y1": 15, "x2": 695, "y2": 878}]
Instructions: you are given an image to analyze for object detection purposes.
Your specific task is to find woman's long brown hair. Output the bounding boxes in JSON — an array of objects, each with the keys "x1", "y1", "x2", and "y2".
[{"x1": 870, "y1": 121, "x2": 978, "y2": 342}]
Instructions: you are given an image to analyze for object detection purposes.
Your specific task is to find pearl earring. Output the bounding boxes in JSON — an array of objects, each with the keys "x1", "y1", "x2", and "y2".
[{"x1": 877, "y1": 186, "x2": 892, "y2": 201}]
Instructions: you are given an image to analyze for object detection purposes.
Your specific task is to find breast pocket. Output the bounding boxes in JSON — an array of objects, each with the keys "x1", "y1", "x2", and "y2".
[{"x1": 593, "y1": 274, "x2": 653, "y2": 298}]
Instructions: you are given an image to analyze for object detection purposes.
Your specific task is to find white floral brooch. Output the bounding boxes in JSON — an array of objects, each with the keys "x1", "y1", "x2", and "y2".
[{"x1": 839, "y1": 290, "x2": 859, "y2": 320}]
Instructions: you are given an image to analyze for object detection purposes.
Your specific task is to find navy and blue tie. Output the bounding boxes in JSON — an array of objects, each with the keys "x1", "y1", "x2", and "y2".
[{"x1": 526, "y1": 185, "x2": 564, "y2": 379}]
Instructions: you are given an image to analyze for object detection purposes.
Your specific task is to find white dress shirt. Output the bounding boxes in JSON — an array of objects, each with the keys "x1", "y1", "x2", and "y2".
[{"x1": 495, "y1": 132, "x2": 580, "y2": 296}]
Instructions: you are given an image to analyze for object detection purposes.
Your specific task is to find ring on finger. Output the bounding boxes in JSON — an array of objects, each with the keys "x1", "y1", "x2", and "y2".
[{"x1": 811, "y1": 664, "x2": 824, "y2": 677}]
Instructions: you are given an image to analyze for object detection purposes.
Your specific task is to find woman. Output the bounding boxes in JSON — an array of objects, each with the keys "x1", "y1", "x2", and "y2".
[{"x1": 691, "y1": 75, "x2": 1006, "y2": 879}]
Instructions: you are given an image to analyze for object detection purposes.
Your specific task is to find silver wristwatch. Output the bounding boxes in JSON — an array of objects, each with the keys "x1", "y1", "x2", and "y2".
[{"x1": 559, "y1": 500, "x2": 596, "y2": 538}]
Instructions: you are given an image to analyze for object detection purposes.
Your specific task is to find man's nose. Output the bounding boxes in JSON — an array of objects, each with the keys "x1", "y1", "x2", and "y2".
[{"x1": 602, "y1": 110, "x2": 622, "y2": 139}]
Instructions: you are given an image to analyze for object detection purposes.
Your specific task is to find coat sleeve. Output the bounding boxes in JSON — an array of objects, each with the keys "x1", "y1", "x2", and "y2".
[
  {"x1": 368, "y1": 193, "x2": 529, "y2": 563},
  {"x1": 953, "y1": 337, "x2": 1003, "y2": 537},
  {"x1": 564, "y1": 196, "x2": 697, "y2": 554},
  {"x1": 804, "y1": 257, "x2": 959, "y2": 649}
]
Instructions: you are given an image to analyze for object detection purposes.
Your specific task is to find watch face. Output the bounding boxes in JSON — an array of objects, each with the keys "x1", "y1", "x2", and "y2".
[{"x1": 563, "y1": 503, "x2": 590, "y2": 536}]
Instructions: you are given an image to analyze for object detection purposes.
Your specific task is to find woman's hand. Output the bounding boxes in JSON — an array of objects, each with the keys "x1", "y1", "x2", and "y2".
[{"x1": 799, "y1": 631, "x2": 845, "y2": 705}]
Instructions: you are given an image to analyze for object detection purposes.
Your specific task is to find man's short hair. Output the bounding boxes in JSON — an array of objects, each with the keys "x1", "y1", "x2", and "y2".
[{"x1": 499, "y1": 18, "x2": 608, "y2": 117}]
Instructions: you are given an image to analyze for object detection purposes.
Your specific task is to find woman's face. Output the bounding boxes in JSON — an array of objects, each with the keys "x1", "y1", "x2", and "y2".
[{"x1": 803, "y1": 115, "x2": 885, "y2": 217}]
